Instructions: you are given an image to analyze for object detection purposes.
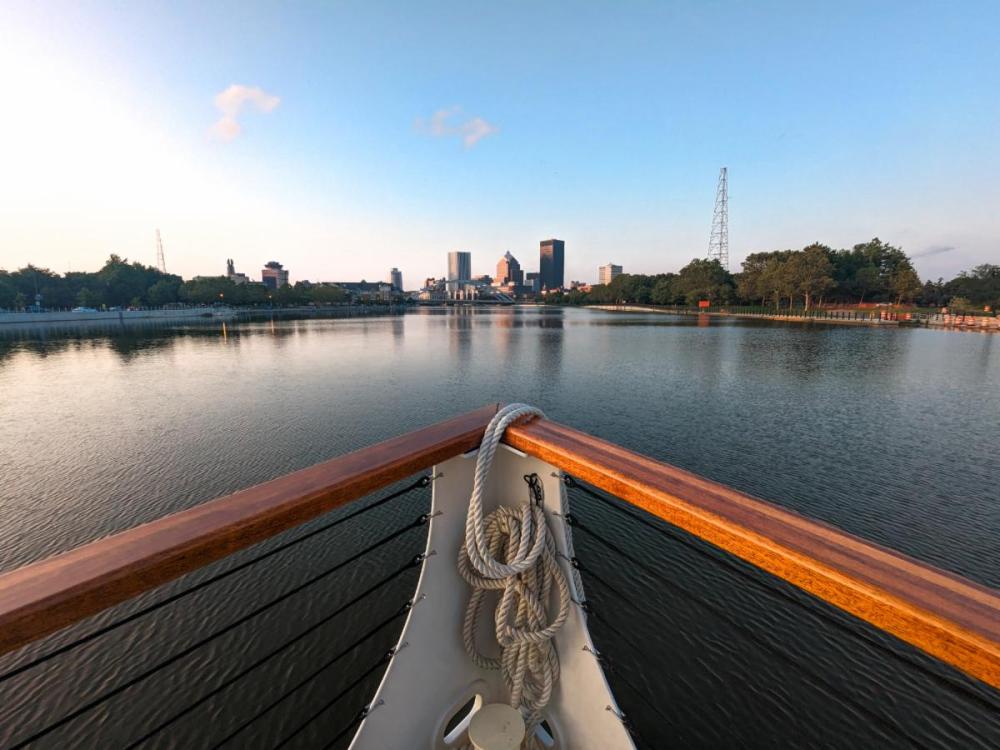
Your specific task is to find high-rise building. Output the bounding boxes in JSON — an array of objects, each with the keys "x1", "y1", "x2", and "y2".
[
  {"x1": 495, "y1": 251, "x2": 524, "y2": 287},
  {"x1": 525, "y1": 272, "x2": 541, "y2": 293},
  {"x1": 447, "y1": 251, "x2": 472, "y2": 298},
  {"x1": 261, "y1": 261, "x2": 289, "y2": 290},
  {"x1": 539, "y1": 239, "x2": 564, "y2": 291},
  {"x1": 599, "y1": 263, "x2": 622, "y2": 285},
  {"x1": 389, "y1": 267, "x2": 403, "y2": 292}
]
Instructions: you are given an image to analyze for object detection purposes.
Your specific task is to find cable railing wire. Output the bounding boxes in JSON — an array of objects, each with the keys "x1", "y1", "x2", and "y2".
[
  {"x1": 0, "y1": 474, "x2": 432, "y2": 686},
  {"x1": 563, "y1": 475, "x2": 1000, "y2": 715},
  {"x1": 10, "y1": 514, "x2": 429, "y2": 749},
  {"x1": 320, "y1": 706, "x2": 373, "y2": 750},
  {"x1": 124, "y1": 585, "x2": 417, "y2": 747},
  {"x1": 595, "y1": 653, "x2": 667, "y2": 750},
  {"x1": 199, "y1": 610, "x2": 403, "y2": 750},
  {"x1": 568, "y1": 512, "x2": 936, "y2": 750},
  {"x1": 214, "y1": 650, "x2": 394, "y2": 749}
]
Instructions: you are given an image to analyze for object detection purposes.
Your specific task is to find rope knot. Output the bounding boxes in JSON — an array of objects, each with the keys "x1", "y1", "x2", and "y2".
[{"x1": 458, "y1": 404, "x2": 572, "y2": 744}]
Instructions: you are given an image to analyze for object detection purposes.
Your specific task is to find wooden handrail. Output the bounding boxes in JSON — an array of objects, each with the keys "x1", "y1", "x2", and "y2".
[
  {"x1": 1, "y1": 404, "x2": 997, "y2": 693},
  {"x1": 504, "y1": 416, "x2": 1000, "y2": 690},
  {"x1": 0, "y1": 404, "x2": 499, "y2": 657}
]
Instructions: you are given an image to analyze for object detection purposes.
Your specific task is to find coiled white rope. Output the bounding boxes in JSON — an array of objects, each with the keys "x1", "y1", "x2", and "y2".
[{"x1": 457, "y1": 404, "x2": 572, "y2": 747}]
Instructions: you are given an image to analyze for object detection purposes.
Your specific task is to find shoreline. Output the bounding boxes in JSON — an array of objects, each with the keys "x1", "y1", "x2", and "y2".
[
  {"x1": 588, "y1": 304, "x2": 1000, "y2": 332},
  {"x1": 0, "y1": 304, "x2": 406, "y2": 332}
]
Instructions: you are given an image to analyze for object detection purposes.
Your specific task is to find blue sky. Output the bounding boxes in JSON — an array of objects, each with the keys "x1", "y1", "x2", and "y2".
[{"x1": 1, "y1": 1, "x2": 998, "y2": 286}]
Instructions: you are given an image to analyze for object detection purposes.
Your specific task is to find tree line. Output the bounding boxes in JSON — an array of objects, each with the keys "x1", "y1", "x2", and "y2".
[
  {"x1": 0, "y1": 255, "x2": 352, "y2": 310},
  {"x1": 550, "y1": 239, "x2": 999, "y2": 311}
]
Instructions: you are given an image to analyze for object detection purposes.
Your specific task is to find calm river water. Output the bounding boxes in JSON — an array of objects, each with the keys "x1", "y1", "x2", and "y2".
[{"x1": 0, "y1": 307, "x2": 997, "y2": 748}]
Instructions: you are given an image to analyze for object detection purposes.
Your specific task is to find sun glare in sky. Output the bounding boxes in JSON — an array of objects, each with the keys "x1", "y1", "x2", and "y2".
[{"x1": 2, "y1": 1, "x2": 998, "y2": 284}]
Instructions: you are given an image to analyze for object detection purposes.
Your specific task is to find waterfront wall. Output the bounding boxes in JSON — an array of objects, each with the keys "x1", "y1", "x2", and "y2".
[
  {"x1": 0, "y1": 307, "x2": 234, "y2": 327},
  {"x1": 0, "y1": 304, "x2": 408, "y2": 330},
  {"x1": 590, "y1": 305, "x2": 1000, "y2": 331},
  {"x1": 590, "y1": 305, "x2": 897, "y2": 326}
]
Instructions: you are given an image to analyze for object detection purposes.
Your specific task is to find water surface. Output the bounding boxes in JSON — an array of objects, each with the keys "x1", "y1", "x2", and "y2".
[{"x1": 0, "y1": 308, "x2": 997, "y2": 748}]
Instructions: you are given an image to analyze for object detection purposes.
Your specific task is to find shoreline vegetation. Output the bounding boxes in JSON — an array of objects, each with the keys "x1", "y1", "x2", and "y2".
[
  {"x1": 544, "y1": 239, "x2": 999, "y2": 315},
  {"x1": 2, "y1": 238, "x2": 996, "y2": 318},
  {"x1": 0, "y1": 255, "x2": 407, "y2": 312},
  {"x1": 589, "y1": 304, "x2": 1000, "y2": 331},
  {"x1": 0, "y1": 304, "x2": 406, "y2": 333}
]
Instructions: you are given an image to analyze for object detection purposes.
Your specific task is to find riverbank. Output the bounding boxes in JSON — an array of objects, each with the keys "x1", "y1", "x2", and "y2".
[
  {"x1": 589, "y1": 304, "x2": 1000, "y2": 331},
  {"x1": 0, "y1": 304, "x2": 407, "y2": 331},
  {"x1": 0, "y1": 307, "x2": 232, "y2": 327}
]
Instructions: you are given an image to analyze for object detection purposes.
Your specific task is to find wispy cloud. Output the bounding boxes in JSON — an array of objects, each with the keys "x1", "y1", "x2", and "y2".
[
  {"x1": 912, "y1": 244, "x2": 956, "y2": 259},
  {"x1": 211, "y1": 84, "x2": 280, "y2": 142},
  {"x1": 415, "y1": 106, "x2": 499, "y2": 148}
]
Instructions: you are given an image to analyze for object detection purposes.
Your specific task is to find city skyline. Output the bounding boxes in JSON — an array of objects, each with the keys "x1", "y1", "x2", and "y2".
[{"x1": 2, "y1": 2, "x2": 998, "y2": 284}]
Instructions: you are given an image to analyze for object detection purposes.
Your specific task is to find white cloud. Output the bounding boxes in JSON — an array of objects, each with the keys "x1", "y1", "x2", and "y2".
[
  {"x1": 211, "y1": 84, "x2": 280, "y2": 141},
  {"x1": 416, "y1": 106, "x2": 498, "y2": 148}
]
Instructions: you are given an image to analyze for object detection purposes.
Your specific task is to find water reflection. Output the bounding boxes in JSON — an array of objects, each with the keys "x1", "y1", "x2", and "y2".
[
  {"x1": 535, "y1": 309, "x2": 564, "y2": 389},
  {"x1": 1, "y1": 307, "x2": 998, "y2": 749}
]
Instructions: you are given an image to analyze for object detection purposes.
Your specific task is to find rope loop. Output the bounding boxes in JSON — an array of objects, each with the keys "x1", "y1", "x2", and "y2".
[{"x1": 458, "y1": 403, "x2": 572, "y2": 743}]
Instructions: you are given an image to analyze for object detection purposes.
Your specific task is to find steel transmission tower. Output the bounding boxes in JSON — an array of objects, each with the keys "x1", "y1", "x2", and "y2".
[
  {"x1": 708, "y1": 167, "x2": 729, "y2": 270},
  {"x1": 155, "y1": 229, "x2": 167, "y2": 273}
]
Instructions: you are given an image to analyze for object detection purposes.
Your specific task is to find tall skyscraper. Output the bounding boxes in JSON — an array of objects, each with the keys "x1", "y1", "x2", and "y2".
[
  {"x1": 539, "y1": 239, "x2": 564, "y2": 291},
  {"x1": 495, "y1": 251, "x2": 524, "y2": 286},
  {"x1": 599, "y1": 263, "x2": 622, "y2": 285},
  {"x1": 447, "y1": 251, "x2": 472, "y2": 298},
  {"x1": 389, "y1": 267, "x2": 403, "y2": 291},
  {"x1": 261, "y1": 261, "x2": 289, "y2": 290}
]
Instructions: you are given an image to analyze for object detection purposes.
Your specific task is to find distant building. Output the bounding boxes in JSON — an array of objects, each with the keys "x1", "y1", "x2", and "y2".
[
  {"x1": 539, "y1": 239, "x2": 565, "y2": 291},
  {"x1": 327, "y1": 281, "x2": 394, "y2": 302},
  {"x1": 495, "y1": 251, "x2": 524, "y2": 287},
  {"x1": 226, "y1": 259, "x2": 250, "y2": 285},
  {"x1": 447, "y1": 251, "x2": 472, "y2": 299},
  {"x1": 261, "y1": 261, "x2": 289, "y2": 290},
  {"x1": 599, "y1": 263, "x2": 622, "y2": 285},
  {"x1": 525, "y1": 272, "x2": 542, "y2": 293},
  {"x1": 389, "y1": 267, "x2": 403, "y2": 292},
  {"x1": 419, "y1": 276, "x2": 447, "y2": 301}
]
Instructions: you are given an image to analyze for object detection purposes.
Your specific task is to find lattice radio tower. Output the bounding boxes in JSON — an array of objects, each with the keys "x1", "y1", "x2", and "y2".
[
  {"x1": 708, "y1": 167, "x2": 729, "y2": 270},
  {"x1": 155, "y1": 229, "x2": 167, "y2": 273}
]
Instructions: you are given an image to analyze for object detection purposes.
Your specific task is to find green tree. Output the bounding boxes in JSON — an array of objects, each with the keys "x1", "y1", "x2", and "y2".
[
  {"x1": 948, "y1": 296, "x2": 973, "y2": 313},
  {"x1": 76, "y1": 288, "x2": 100, "y2": 308},
  {"x1": 0, "y1": 272, "x2": 16, "y2": 309},
  {"x1": 784, "y1": 244, "x2": 835, "y2": 309},
  {"x1": 738, "y1": 252, "x2": 777, "y2": 304},
  {"x1": 851, "y1": 265, "x2": 880, "y2": 303},
  {"x1": 308, "y1": 285, "x2": 347, "y2": 304},
  {"x1": 274, "y1": 283, "x2": 306, "y2": 306},
  {"x1": 180, "y1": 276, "x2": 236, "y2": 305},
  {"x1": 675, "y1": 258, "x2": 734, "y2": 305},
  {"x1": 943, "y1": 264, "x2": 1000, "y2": 310},
  {"x1": 147, "y1": 278, "x2": 182, "y2": 306},
  {"x1": 890, "y1": 266, "x2": 922, "y2": 305},
  {"x1": 651, "y1": 274, "x2": 679, "y2": 305}
]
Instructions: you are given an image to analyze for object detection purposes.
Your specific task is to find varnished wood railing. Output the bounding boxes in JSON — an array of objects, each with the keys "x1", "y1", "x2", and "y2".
[
  {"x1": 0, "y1": 403, "x2": 997, "y2": 694},
  {"x1": 504, "y1": 416, "x2": 1000, "y2": 691},
  {"x1": 0, "y1": 404, "x2": 500, "y2": 657}
]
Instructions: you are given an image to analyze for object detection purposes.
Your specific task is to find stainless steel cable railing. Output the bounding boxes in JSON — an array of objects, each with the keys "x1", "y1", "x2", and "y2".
[{"x1": 1, "y1": 476, "x2": 433, "y2": 749}]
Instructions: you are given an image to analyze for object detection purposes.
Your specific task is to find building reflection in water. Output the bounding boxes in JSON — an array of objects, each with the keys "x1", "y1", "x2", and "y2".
[{"x1": 447, "y1": 307, "x2": 474, "y2": 379}]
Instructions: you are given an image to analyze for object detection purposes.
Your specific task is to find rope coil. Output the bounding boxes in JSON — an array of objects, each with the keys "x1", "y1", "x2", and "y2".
[{"x1": 457, "y1": 404, "x2": 572, "y2": 746}]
